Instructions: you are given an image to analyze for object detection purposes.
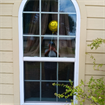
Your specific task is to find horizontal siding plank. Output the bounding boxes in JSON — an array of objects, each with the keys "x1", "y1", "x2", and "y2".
[
  {"x1": 0, "y1": 95, "x2": 14, "y2": 105},
  {"x1": 85, "y1": 0, "x2": 105, "y2": 6},
  {"x1": 86, "y1": 30, "x2": 105, "y2": 41},
  {"x1": 0, "y1": 16, "x2": 12, "y2": 27},
  {"x1": 0, "y1": 40, "x2": 13, "y2": 51},
  {"x1": 86, "y1": 6, "x2": 105, "y2": 18},
  {"x1": 0, "y1": 0, "x2": 14, "y2": 3},
  {"x1": 86, "y1": 54, "x2": 105, "y2": 64},
  {"x1": 0, "y1": 4, "x2": 13, "y2": 16},
  {"x1": 0, "y1": 84, "x2": 13, "y2": 94},
  {"x1": 86, "y1": 65, "x2": 105, "y2": 75},
  {"x1": 87, "y1": 18, "x2": 105, "y2": 30},
  {"x1": 86, "y1": 42, "x2": 105, "y2": 53},
  {"x1": 0, "y1": 74, "x2": 13, "y2": 84},
  {"x1": 85, "y1": 76, "x2": 105, "y2": 84},
  {"x1": 0, "y1": 29, "x2": 12, "y2": 39},
  {"x1": 0, "y1": 63, "x2": 13, "y2": 73},
  {"x1": 0, "y1": 52, "x2": 13, "y2": 62}
]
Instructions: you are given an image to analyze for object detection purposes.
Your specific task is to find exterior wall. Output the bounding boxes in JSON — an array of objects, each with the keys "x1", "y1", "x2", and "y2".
[{"x1": 0, "y1": 0, "x2": 105, "y2": 105}]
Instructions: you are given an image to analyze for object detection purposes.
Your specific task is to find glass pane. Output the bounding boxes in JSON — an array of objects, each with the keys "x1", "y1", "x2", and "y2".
[
  {"x1": 58, "y1": 62, "x2": 74, "y2": 80},
  {"x1": 23, "y1": 13, "x2": 39, "y2": 35},
  {"x1": 23, "y1": 37, "x2": 39, "y2": 57},
  {"x1": 59, "y1": 0, "x2": 76, "y2": 12},
  {"x1": 41, "y1": 37, "x2": 58, "y2": 57},
  {"x1": 41, "y1": 0, "x2": 58, "y2": 12},
  {"x1": 59, "y1": 37, "x2": 75, "y2": 57},
  {"x1": 24, "y1": 82, "x2": 40, "y2": 101},
  {"x1": 59, "y1": 14, "x2": 76, "y2": 36},
  {"x1": 58, "y1": 82, "x2": 73, "y2": 102},
  {"x1": 24, "y1": 62, "x2": 40, "y2": 80},
  {"x1": 42, "y1": 62, "x2": 57, "y2": 80},
  {"x1": 42, "y1": 82, "x2": 56, "y2": 101},
  {"x1": 24, "y1": 0, "x2": 39, "y2": 11},
  {"x1": 41, "y1": 14, "x2": 58, "y2": 35}
]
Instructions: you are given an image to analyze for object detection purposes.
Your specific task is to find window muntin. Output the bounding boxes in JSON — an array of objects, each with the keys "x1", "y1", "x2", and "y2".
[
  {"x1": 24, "y1": 61, "x2": 74, "y2": 102},
  {"x1": 22, "y1": 0, "x2": 78, "y2": 103}
]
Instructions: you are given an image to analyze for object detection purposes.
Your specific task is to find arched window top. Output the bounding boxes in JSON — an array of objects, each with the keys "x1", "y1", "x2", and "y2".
[{"x1": 23, "y1": 0, "x2": 76, "y2": 13}]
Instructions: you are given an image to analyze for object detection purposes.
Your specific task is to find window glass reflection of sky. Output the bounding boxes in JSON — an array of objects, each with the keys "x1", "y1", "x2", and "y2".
[{"x1": 60, "y1": 0, "x2": 76, "y2": 13}]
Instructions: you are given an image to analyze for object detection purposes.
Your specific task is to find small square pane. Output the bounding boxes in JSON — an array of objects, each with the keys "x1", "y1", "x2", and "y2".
[
  {"x1": 42, "y1": 62, "x2": 57, "y2": 80},
  {"x1": 59, "y1": 37, "x2": 75, "y2": 57},
  {"x1": 24, "y1": 62, "x2": 40, "y2": 80},
  {"x1": 24, "y1": 0, "x2": 39, "y2": 11},
  {"x1": 41, "y1": 37, "x2": 58, "y2": 57},
  {"x1": 59, "y1": 0, "x2": 76, "y2": 12},
  {"x1": 41, "y1": 14, "x2": 58, "y2": 35},
  {"x1": 58, "y1": 62, "x2": 74, "y2": 80},
  {"x1": 23, "y1": 37, "x2": 39, "y2": 57},
  {"x1": 24, "y1": 82, "x2": 40, "y2": 101},
  {"x1": 41, "y1": 0, "x2": 58, "y2": 12},
  {"x1": 59, "y1": 14, "x2": 76, "y2": 36},
  {"x1": 58, "y1": 82, "x2": 73, "y2": 102},
  {"x1": 41, "y1": 82, "x2": 56, "y2": 101},
  {"x1": 23, "y1": 13, "x2": 39, "y2": 35}
]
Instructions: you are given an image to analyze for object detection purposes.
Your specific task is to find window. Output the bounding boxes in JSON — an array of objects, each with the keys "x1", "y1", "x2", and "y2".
[{"x1": 19, "y1": 0, "x2": 80, "y2": 104}]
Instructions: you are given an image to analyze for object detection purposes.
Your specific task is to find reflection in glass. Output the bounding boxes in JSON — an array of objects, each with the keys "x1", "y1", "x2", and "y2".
[
  {"x1": 24, "y1": 0, "x2": 39, "y2": 11},
  {"x1": 59, "y1": 14, "x2": 76, "y2": 35},
  {"x1": 24, "y1": 62, "x2": 40, "y2": 80},
  {"x1": 23, "y1": 13, "x2": 39, "y2": 35},
  {"x1": 59, "y1": 37, "x2": 75, "y2": 57},
  {"x1": 60, "y1": 0, "x2": 76, "y2": 12},
  {"x1": 41, "y1": 0, "x2": 58, "y2": 12},
  {"x1": 41, "y1": 37, "x2": 57, "y2": 57},
  {"x1": 58, "y1": 82, "x2": 73, "y2": 102},
  {"x1": 42, "y1": 82, "x2": 56, "y2": 101},
  {"x1": 24, "y1": 82, "x2": 40, "y2": 101},
  {"x1": 42, "y1": 62, "x2": 57, "y2": 80},
  {"x1": 41, "y1": 14, "x2": 58, "y2": 35},
  {"x1": 23, "y1": 37, "x2": 39, "y2": 57},
  {"x1": 58, "y1": 62, "x2": 74, "y2": 80}
]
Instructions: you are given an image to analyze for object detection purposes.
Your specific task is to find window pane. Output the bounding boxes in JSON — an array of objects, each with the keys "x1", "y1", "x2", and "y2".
[
  {"x1": 23, "y1": 13, "x2": 39, "y2": 35},
  {"x1": 41, "y1": 14, "x2": 58, "y2": 35},
  {"x1": 58, "y1": 82, "x2": 73, "y2": 102},
  {"x1": 59, "y1": 14, "x2": 76, "y2": 36},
  {"x1": 24, "y1": 62, "x2": 40, "y2": 80},
  {"x1": 41, "y1": 37, "x2": 57, "y2": 57},
  {"x1": 24, "y1": 0, "x2": 39, "y2": 11},
  {"x1": 41, "y1": 0, "x2": 58, "y2": 12},
  {"x1": 24, "y1": 82, "x2": 40, "y2": 101},
  {"x1": 42, "y1": 62, "x2": 57, "y2": 80},
  {"x1": 58, "y1": 62, "x2": 74, "y2": 80},
  {"x1": 59, "y1": 37, "x2": 75, "y2": 57},
  {"x1": 59, "y1": 0, "x2": 76, "y2": 12},
  {"x1": 42, "y1": 82, "x2": 56, "y2": 101},
  {"x1": 23, "y1": 37, "x2": 39, "y2": 57}
]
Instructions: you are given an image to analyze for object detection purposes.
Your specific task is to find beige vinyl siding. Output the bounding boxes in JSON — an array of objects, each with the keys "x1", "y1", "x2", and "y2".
[
  {"x1": 85, "y1": 0, "x2": 105, "y2": 6},
  {"x1": 0, "y1": 95, "x2": 14, "y2": 105},
  {"x1": 0, "y1": 1, "x2": 14, "y2": 105},
  {"x1": 86, "y1": 30, "x2": 105, "y2": 41},
  {"x1": 0, "y1": 4, "x2": 13, "y2": 16},
  {"x1": 0, "y1": 29, "x2": 12, "y2": 39},
  {"x1": 85, "y1": 3, "x2": 105, "y2": 104}
]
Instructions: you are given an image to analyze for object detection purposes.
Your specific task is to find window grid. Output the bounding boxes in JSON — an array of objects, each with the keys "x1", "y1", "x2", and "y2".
[{"x1": 23, "y1": 0, "x2": 77, "y2": 102}]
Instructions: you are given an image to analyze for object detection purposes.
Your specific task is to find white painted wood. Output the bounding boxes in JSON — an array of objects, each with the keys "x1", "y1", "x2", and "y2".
[{"x1": 23, "y1": 57, "x2": 75, "y2": 62}]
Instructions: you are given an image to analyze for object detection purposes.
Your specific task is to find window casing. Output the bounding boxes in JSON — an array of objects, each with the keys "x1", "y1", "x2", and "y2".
[{"x1": 19, "y1": 0, "x2": 80, "y2": 104}]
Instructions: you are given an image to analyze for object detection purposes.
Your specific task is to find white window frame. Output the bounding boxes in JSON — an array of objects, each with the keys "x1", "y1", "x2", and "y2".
[{"x1": 18, "y1": 0, "x2": 80, "y2": 105}]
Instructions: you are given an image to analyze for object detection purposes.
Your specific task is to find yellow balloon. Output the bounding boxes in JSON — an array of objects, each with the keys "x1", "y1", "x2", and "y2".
[{"x1": 49, "y1": 20, "x2": 58, "y2": 33}]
